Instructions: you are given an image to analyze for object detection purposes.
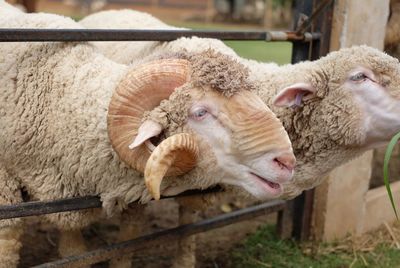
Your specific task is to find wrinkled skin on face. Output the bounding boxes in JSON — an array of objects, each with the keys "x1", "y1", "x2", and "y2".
[{"x1": 135, "y1": 88, "x2": 296, "y2": 200}]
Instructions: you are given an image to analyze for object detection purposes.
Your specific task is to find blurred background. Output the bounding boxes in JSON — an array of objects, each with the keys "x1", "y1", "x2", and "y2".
[{"x1": 6, "y1": 0, "x2": 294, "y2": 64}]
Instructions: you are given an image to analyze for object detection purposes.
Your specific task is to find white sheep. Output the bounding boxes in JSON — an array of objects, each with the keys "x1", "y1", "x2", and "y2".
[
  {"x1": 0, "y1": 4, "x2": 296, "y2": 267},
  {"x1": 79, "y1": 9, "x2": 400, "y2": 266},
  {"x1": 244, "y1": 47, "x2": 400, "y2": 198},
  {"x1": 80, "y1": 8, "x2": 400, "y2": 199}
]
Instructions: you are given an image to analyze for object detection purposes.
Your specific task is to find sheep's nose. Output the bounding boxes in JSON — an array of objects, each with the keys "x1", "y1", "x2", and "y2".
[{"x1": 274, "y1": 153, "x2": 296, "y2": 172}]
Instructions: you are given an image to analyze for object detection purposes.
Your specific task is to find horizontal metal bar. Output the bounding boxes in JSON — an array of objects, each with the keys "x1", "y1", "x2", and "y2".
[
  {"x1": 0, "y1": 29, "x2": 320, "y2": 42},
  {"x1": 0, "y1": 196, "x2": 101, "y2": 220},
  {"x1": 0, "y1": 187, "x2": 222, "y2": 220},
  {"x1": 34, "y1": 200, "x2": 285, "y2": 268}
]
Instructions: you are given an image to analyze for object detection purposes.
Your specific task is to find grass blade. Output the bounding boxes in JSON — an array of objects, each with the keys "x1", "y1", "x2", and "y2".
[{"x1": 383, "y1": 132, "x2": 400, "y2": 220}]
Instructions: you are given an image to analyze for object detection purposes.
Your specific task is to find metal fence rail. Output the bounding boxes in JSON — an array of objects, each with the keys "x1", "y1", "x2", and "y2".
[
  {"x1": 34, "y1": 200, "x2": 286, "y2": 268},
  {"x1": 0, "y1": 187, "x2": 222, "y2": 220},
  {"x1": 0, "y1": 29, "x2": 320, "y2": 42}
]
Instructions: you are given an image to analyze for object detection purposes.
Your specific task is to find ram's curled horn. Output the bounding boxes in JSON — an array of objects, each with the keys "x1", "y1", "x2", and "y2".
[
  {"x1": 108, "y1": 58, "x2": 193, "y2": 174},
  {"x1": 144, "y1": 133, "x2": 199, "y2": 200}
]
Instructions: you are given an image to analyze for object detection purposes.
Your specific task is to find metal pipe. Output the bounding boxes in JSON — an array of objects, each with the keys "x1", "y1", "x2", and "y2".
[
  {"x1": 0, "y1": 29, "x2": 320, "y2": 42},
  {"x1": 0, "y1": 187, "x2": 222, "y2": 220},
  {"x1": 33, "y1": 200, "x2": 286, "y2": 268}
]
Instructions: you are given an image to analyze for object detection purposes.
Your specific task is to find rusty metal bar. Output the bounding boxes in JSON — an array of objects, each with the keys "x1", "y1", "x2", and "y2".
[
  {"x1": 33, "y1": 200, "x2": 285, "y2": 268},
  {"x1": 0, "y1": 29, "x2": 320, "y2": 42},
  {"x1": 0, "y1": 187, "x2": 222, "y2": 220}
]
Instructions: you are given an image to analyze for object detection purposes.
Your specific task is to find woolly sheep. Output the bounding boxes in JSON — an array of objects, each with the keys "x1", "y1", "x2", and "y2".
[
  {"x1": 79, "y1": 9, "x2": 400, "y2": 267},
  {"x1": 80, "y1": 9, "x2": 400, "y2": 200},
  {"x1": 245, "y1": 47, "x2": 400, "y2": 198},
  {"x1": 0, "y1": 4, "x2": 296, "y2": 266}
]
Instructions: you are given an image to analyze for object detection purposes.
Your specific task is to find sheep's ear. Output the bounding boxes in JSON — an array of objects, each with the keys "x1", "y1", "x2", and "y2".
[
  {"x1": 273, "y1": 83, "x2": 316, "y2": 107},
  {"x1": 129, "y1": 120, "x2": 163, "y2": 149}
]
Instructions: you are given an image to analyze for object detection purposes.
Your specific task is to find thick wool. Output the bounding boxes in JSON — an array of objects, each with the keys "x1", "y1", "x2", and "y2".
[
  {"x1": 0, "y1": 9, "x2": 145, "y2": 226},
  {"x1": 142, "y1": 50, "x2": 255, "y2": 135},
  {"x1": 0, "y1": 2, "x2": 264, "y2": 228}
]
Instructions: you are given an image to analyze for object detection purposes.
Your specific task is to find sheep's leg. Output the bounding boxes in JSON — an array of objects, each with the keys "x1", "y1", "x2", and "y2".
[
  {"x1": 58, "y1": 229, "x2": 87, "y2": 256},
  {"x1": 0, "y1": 167, "x2": 24, "y2": 268},
  {"x1": 58, "y1": 229, "x2": 88, "y2": 266},
  {"x1": 109, "y1": 207, "x2": 145, "y2": 268},
  {"x1": 171, "y1": 197, "x2": 202, "y2": 268}
]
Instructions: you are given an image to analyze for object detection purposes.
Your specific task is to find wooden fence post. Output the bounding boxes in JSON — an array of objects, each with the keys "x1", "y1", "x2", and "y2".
[{"x1": 312, "y1": 0, "x2": 390, "y2": 241}]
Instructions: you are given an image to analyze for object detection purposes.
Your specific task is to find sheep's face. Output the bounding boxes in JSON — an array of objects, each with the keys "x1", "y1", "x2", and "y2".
[
  {"x1": 184, "y1": 89, "x2": 295, "y2": 200},
  {"x1": 342, "y1": 64, "x2": 400, "y2": 149},
  {"x1": 108, "y1": 55, "x2": 295, "y2": 200},
  {"x1": 273, "y1": 46, "x2": 400, "y2": 151}
]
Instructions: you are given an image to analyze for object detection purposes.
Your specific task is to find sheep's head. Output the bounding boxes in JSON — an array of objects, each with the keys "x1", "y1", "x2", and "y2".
[
  {"x1": 108, "y1": 51, "x2": 295, "y2": 200},
  {"x1": 273, "y1": 45, "x2": 400, "y2": 152}
]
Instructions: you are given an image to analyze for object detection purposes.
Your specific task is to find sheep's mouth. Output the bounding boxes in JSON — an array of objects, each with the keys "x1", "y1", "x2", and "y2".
[{"x1": 249, "y1": 172, "x2": 281, "y2": 193}]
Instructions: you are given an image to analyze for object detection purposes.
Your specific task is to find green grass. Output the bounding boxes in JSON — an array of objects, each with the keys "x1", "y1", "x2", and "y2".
[
  {"x1": 224, "y1": 41, "x2": 292, "y2": 65},
  {"x1": 232, "y1": 225, "x2": 400, "y2": 268}
]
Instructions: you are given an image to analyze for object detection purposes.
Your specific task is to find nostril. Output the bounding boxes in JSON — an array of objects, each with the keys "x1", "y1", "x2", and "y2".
[{"x1": 274, "y1": 154, "x2": 296, "y2": 172}]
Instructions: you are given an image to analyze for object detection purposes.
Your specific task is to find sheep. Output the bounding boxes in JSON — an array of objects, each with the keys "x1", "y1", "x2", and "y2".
[
  {"x1": 244, "y1": 47, "x2": 400, "y2": 198},
  {"x1": 80, "y1": 9, "x2": 400, "y2": 199},
  {"x1": 0, "y1": 4, "x2": 296, "y2": 267},
  {"x1": 79, "y1": 9, "x2": 400, "y2": 266}
]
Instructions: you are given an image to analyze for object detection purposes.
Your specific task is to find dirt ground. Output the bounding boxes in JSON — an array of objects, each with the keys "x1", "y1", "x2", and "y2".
[{"x1": 19, "y1": 197, "x2": 277, "y2": 267}]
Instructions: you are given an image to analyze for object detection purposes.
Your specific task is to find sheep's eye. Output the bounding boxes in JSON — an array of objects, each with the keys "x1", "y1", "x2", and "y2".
[
  {"x1": 350, "y1": 72, "x2": 368, "y2": 82},
  {"x1": 192, "y1": 107, "x2": 208, "y2": 120}
]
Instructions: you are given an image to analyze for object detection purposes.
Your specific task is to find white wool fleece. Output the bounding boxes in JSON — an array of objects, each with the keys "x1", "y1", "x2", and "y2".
[{"x1": 0, "y1": 5, "x2": 250, "y2": 229}]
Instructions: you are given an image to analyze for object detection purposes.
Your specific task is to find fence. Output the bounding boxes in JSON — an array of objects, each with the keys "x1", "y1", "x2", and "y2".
[{"x1": 0, "y1": 0, "x2": 333, "y2": 266}]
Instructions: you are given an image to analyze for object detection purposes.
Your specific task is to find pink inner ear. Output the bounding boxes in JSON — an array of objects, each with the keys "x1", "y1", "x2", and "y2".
[
  {"x1": 273, "y1": 83, "x2": 316, "y2": 108},
  {"x1": 129, "y1": 120, "x2": 163, "y2": 149}
]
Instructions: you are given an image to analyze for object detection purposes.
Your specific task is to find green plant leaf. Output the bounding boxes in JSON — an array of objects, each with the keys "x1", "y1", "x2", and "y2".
[{"x1": 383, "y1": 132, "x2": 400, "y2": 220}]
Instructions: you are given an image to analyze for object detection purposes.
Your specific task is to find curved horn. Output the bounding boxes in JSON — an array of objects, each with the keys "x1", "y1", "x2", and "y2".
[
  {"x1": 108, "y1": 59, "x2": 190, "y2": 173},
  {"x1": 144, "y1": 133, "x2": 199, "y2": 200}
]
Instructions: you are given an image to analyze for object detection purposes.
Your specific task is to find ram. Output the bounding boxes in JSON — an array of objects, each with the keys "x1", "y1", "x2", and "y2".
[
  {"x1": 0, "y1": 4, "x2": 296, "y2": 267},
  {"x1": 81, "y1": 9, "x2": 400, "y2": 200}
]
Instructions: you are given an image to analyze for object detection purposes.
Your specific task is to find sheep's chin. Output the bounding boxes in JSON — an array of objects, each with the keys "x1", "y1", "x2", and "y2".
[{"x1": 227, "y1": 172, "x2": 281, "y2": 200}]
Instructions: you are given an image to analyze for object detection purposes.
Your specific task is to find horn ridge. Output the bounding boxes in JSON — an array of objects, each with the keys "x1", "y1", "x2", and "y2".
[{"x1": 108, "y1": 58, "x2": 191, "y2": 173}]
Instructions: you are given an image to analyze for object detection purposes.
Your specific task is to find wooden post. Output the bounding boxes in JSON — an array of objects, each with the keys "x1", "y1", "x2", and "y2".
[
  {"x1": 312, "y1": 0, "x2": 390, "y2": 241},
  {"x1": 263, "y1": 0, "x2": 273, "y2": 29},
  {"x1": 17, "y1": 0, "x2": 36, "y2": 12}
]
